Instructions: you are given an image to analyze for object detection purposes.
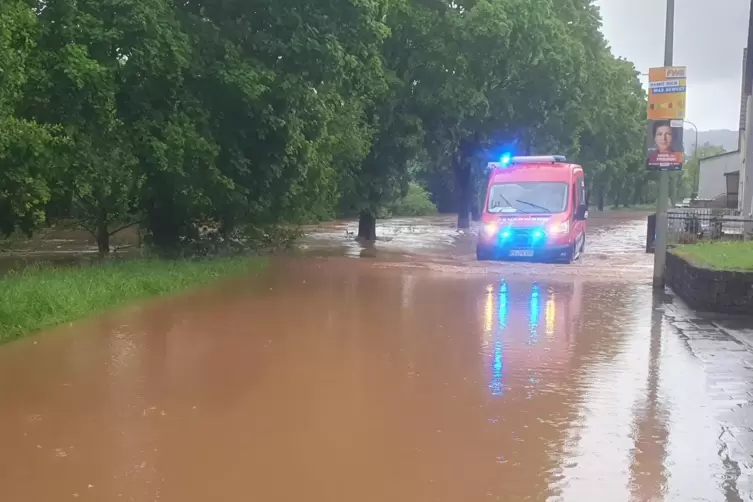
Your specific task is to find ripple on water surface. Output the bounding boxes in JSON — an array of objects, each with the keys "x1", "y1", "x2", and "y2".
[
  {"x1": 0, "y1": 257, "x2": 743, "y2": 501},
  {"x1": 298, "y1": 214, "x2": 653, "y2": 281}
]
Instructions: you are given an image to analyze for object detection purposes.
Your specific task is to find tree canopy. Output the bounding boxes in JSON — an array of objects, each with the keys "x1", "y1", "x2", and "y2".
[{"x1": 1, "y1": 0, "x2": 650, "y2": 251}]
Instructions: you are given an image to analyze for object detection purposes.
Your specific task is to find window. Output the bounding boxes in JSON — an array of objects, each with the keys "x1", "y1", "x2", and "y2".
[
  {"x1": 578, "y1": 178, "x2": 586, "y2": 208},
  {"x1": 573, "y1": 181, "x2": 580, "y2": 208},
  {"x1": 487, "y1": 182, "x2": 569, "y2": 214}
]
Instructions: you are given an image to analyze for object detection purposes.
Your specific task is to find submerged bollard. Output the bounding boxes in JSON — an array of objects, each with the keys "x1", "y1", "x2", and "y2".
[{"x1": 646, "y1": 213, "x2": 656, "y2": 253}]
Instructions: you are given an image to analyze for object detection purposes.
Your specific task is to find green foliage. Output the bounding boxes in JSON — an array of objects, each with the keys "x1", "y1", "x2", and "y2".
[
  {"x1": 383, "y1": 183, "x2": 438, "y2": 217},
  {"x1": 0, "y1": 1, "x2": 58, "y2": 236},
  {"x1": 0, "y1": 0, "x2": 652, "y2": 244},
  {"x1": 0, "y1": 257, "x2": 267, "y2": 342}
]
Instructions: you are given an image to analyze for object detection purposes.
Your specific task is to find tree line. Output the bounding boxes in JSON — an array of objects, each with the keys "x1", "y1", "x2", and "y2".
[{"x1": 0, "y1": 0, "x2": 650, "y2": 255}]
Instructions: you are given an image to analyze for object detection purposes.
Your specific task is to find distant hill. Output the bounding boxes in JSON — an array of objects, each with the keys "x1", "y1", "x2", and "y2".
[{"x1": 684, "y1": 129, "x2": 740, "y2": 154}]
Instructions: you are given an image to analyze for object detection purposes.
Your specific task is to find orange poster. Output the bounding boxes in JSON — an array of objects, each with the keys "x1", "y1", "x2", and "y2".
[{"x1": 647, "y1": 66, "x2": 687, "y2": 120}]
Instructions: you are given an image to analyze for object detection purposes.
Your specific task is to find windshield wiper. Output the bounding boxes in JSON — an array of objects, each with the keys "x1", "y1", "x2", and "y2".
[
  {"x1": 515, "y1": 199, "x2": 551, "y2": 214},
  {"x1": 491, "y1": 194, "x2": 531, "y2": 214}
]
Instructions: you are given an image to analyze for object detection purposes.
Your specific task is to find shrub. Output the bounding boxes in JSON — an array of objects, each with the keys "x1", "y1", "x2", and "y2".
[{"x1": 384, "y1": 183, "x2": 438, "y2": 217}]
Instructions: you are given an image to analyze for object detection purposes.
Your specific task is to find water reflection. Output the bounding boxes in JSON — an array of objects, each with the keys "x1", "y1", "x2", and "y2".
[
  {"x1": 545, "y1": 290, "x2": 556, "y2": 340},
  {"x1": 483, "y1": 280, "x2": 578, "y2": 399},
  {"x1": 628, "y1": 295, "x2": 670, "y2": 501},
  {"x1": 498, "y1": 280, "x2": 509, "y2": 329},
  {"x1": 484, "y1": 285, "x2": 494, "y2": 335},
  {"x1": 488, "y1": 280, "x2": 509, "y2": 397},
  {"x1": 0, "y1": 259, "x2": 746, "y2": 501},
  {"x1": 529, "y1": 284, "x2": 540, "y2": 344}
]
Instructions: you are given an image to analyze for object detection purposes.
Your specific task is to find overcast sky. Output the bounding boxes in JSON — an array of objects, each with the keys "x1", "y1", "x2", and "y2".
[{"x1": 594, "y1": 0, "x2": 750, "y2": 131}]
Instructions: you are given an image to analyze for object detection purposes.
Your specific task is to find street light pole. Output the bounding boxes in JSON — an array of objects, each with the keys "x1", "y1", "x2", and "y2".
[
  {"x1": 653, "y1": 0, "x2": 674, "y2": 290},
  {"x1": 684, "y1": 119, "x2": 699, "y2": 196},
  {"x1": 684, "y1": 120, "x2": 699, "y2": 155}
]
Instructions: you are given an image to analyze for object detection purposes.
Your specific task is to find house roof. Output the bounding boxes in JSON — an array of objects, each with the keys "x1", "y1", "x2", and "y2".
[{"x1": 699, "y1": 149, "x2": 740, "y2": 163}]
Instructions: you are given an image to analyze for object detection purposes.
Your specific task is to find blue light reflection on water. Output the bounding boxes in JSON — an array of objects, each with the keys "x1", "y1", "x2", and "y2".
[
  {"x1": 489, "y1": 280, "x2": 509, "y2": 397},
  {"x1": 529, "y1": 284, "x2": 540, "y2": 343},
  {"x1": 498, "y1": 280, "x2": 508, "y2": 329}
]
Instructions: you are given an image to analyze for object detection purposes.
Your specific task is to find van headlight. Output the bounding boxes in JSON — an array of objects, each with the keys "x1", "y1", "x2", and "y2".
[
  {"x1": 548, "y1": 221, "x2": 569, "y2": 235},
  {"x1": 484, "y1": 222, "x2": 498, "y2": 235}
]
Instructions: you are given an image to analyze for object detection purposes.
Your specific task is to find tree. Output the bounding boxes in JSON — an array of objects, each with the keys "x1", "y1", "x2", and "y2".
[
  {"x1": 0, "y1": 0, "x2": 57, "y2": 237},
  {"x1": 577, "y1": 56, "x2": 647, "y2": 211},
  {"x1": 1, "y1": 0, "x2": 656, "y2": 253},
  {"x1": 22, "y1": 0, "x2": 195, "y2": 254},
  {"x1": 334, "y1": 0, "x2": 425, "y2": 240},
  {"x1": 410, "y1": 0, "x2": 598, "y2": 228},
  {"x1": 173, "y1": 0, "x2": 391, "y2": 245}
]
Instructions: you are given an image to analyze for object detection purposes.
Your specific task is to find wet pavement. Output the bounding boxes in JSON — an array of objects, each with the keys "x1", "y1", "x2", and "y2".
[{"x1": 1, "y1": 213, "x2": 753, "y2": 501}]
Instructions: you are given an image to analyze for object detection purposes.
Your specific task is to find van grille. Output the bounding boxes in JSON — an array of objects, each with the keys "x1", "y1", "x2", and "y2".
[{"x1": 502, "y1": 228, "x2": 539, "y2": 248}]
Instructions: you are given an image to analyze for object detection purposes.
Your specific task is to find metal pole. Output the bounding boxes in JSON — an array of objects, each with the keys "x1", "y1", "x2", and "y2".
[
  {"x1": 653, "y1": 0, "x2": 674, "y2": 290},
  {"x1": 745, "y1": 1, "x2": 753, "y2": 96},
  {"x1": 743, "y1": 0, "x2": 753, "y2": 228},
  {"x1": 685, "y1": 120, "x2": 699, "y2": 195},
  {"x1": 744, "y1": 97, "x2": 753, "y2": 227},
  {"x1": 684, "y1": 120, "x2": 698, "y2": 154}
]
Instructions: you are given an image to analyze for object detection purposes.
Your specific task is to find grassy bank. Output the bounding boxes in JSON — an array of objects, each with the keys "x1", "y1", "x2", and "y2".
[
  {"x1": 674, "y1": 241, "x2": 753, "y2": 271},
  {"x1": 0, "y1": 257, "x2": 266, "y2": 343}
]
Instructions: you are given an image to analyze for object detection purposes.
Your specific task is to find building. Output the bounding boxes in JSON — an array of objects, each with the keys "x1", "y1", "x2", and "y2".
[
  {"x1": 696, "y1": 48, "x2": 747, "y2": 212},
  {"x1": 697, "y1": 150, "x2": 742, "y2": 209}
]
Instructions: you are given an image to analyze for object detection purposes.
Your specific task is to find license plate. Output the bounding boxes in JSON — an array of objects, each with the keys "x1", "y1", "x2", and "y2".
[{"x1": 509, "y1": 249, "x2": 534, "y2": 257}]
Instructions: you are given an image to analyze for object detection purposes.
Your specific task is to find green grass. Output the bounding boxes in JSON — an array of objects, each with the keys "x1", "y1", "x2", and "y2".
[
  {"x1": 674, "y1": 241, "x2": 753, "y2": 271},
  {"x1": 0, "y1": 257, "x2": 266, "y2": 343}
]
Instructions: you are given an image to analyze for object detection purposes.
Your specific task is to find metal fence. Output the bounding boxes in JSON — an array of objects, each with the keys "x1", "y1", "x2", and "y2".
[{"x1": 666, "y1": 208, "x2": 753, "y2": 246}]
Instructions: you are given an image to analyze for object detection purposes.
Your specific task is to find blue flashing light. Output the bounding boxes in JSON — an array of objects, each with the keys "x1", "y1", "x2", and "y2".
[
  {"x1": 531, "y1": 229, "x2": 545, "y2": 241},
  {"x1": 500, "y1": 153, "x2": 513, "y2": 166},
  {"x1": 500, "y1": 228, "x2": 511, "y2": 239}
]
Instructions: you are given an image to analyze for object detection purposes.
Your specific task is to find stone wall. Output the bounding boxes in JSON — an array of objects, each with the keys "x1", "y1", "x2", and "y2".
[{"x1": 666, "y1": 251, "x2": 753, "y2": 315}]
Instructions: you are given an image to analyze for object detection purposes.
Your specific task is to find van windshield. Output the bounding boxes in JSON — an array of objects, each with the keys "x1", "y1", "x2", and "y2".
[{"x1": 487, "y1": 182, "x2": 568, "y2": 214}]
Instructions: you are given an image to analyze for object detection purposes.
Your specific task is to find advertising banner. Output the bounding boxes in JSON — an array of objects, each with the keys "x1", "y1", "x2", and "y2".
[
  {"x1": 647, "y1": 66, "x2": 686, "y2": 171},
  {"x1": 647, "y1": 66, "x2": 686, "y2": 120},
  {"x1": 646, "y1": 119, "x2": 684, "y2": 170}
]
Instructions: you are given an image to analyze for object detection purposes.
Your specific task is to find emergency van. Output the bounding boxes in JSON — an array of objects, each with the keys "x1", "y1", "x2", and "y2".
[{"x1": 476, "y1": 155, "x2": 587, "y2": 263}]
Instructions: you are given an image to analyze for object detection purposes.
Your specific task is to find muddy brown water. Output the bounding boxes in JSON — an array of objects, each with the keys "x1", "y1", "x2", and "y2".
[{"x1": 0, "y1": 213, "x2": 746, "y2": 500}]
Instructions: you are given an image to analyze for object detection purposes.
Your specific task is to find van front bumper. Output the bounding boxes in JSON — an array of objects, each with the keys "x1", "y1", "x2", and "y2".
[{"x1": 477, "y1": 242, "x2": 572, "y2": 262}]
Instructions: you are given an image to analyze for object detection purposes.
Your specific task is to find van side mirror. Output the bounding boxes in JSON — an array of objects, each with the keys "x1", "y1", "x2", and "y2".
[{"x1": 575, "y1": 204, "x2": 588, "y2": 220}]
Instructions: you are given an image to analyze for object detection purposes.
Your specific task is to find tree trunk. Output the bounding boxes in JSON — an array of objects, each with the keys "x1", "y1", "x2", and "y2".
[
  {"x1": 357, "y1": 211, "x2": 376, "y2": 241},
  {"x1": 97, "y1": 221, "x2": 110, "y2": 256},
  {"x1": 597, "y1": 190, "x2": 605, "y2": 212},
  {"x1": 145, "y1": 198, "x2": 184, "y2": 257}
]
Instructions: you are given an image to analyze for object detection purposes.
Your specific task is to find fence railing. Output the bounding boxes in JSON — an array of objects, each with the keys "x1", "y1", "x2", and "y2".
[{"x1": 666, "y1": 208, "x2": 753, "y2": 246}]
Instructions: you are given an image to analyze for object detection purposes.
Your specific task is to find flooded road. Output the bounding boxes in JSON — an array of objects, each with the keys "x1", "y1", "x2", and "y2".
[
  {"x1": 299, "y1": 213, "x2": 653, "y2": 281},
  {"x1": 1, "y1": 213, "x2": 753, "y2": 501}
]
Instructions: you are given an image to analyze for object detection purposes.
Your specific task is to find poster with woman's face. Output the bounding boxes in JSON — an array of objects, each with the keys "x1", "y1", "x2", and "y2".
[{"x1": 646, "y1": 119, "x2": 684, "y2": 170}]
